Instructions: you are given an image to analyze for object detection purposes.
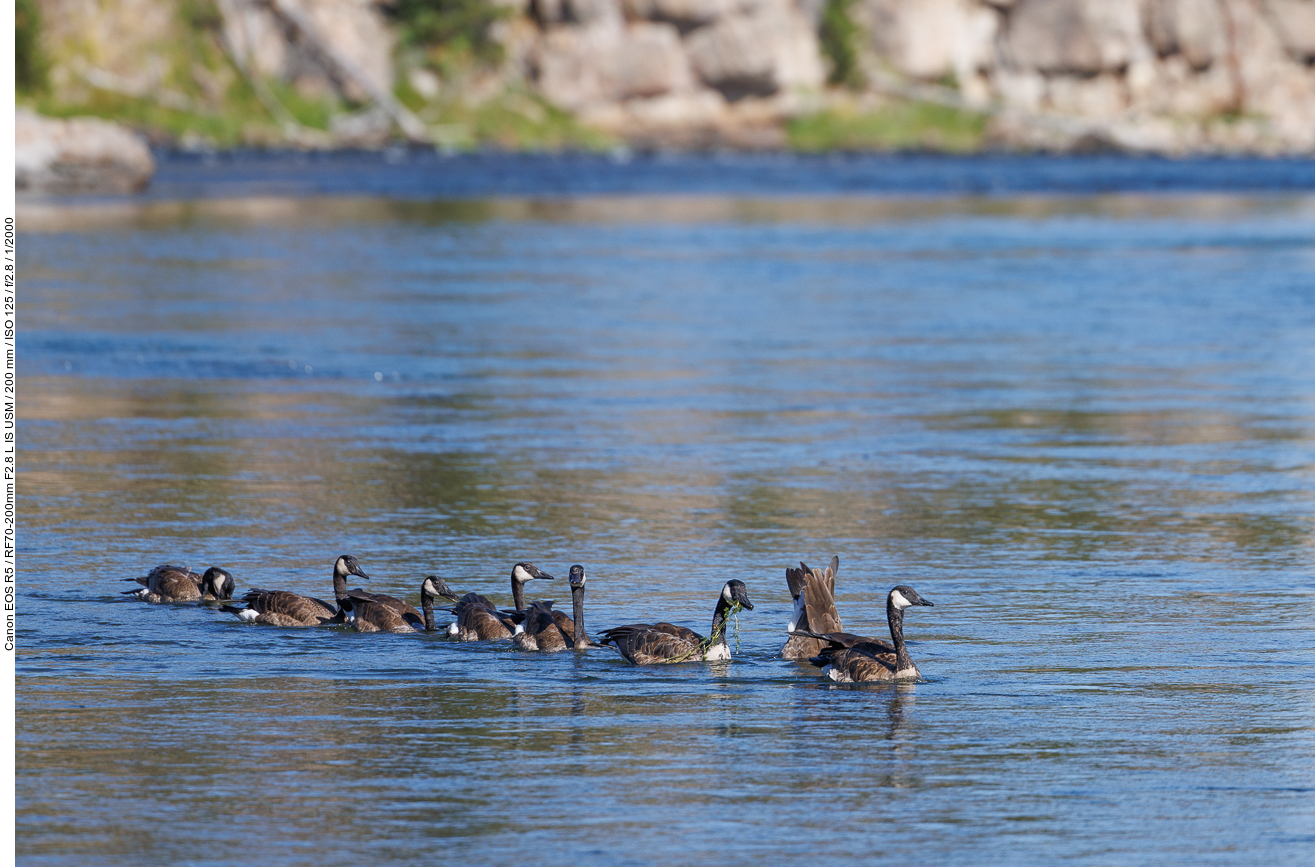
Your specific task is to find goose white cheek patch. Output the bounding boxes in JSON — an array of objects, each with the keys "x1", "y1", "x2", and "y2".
[
  {"x1": 890, "y1": 590, "x2": 912, "y2": 610},
  {"x1": 721, "y1": 584, "x2": 733, "y2": 603}
]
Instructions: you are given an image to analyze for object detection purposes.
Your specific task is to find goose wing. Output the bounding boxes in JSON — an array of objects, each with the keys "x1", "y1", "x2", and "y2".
[
  {"x1": 347, "y1": 597, "x2": 416, "y2": 633},
  {"x1": 457, "y1": 602, "x2": 516, "y2": 640},
  {"x1": 242, "y1": 589, "x2": 337, "y2": 626},
  {"x1": 451, "y1": 592, "x2": 495, "y2": 617},
  {"x1": 127, "y1": 563, "x2": 191, "y2": 588},
  {"x1": 789, "y1": 627, "x2": 894, "y2": 655},
  {"x1": 345, "y1": 588, "x2": 422, "y2": 621},
  {"x1": 809, "y1": 646, "x2": 897, "y2": 683},
  {"x1": 782, "y1": 557, "x2": 844, "y2": 658},
  {"x1": 145, "y1": 566, "x2": 203, "y2": 602},
  {"x1": 514, "y1": 602, "x2": 569, "y2": 651},
  {"x1": 599, "y1": 622, "x2": 705, "y2": 665},
  {"x1": 549, "y1": 607, "x2": 576, "y2": 642}
]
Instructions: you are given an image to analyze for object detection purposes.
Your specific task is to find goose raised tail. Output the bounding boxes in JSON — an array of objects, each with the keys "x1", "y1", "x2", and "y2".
[{"x1": 781, "y1": 556, "x2": 843, "y2": 659}]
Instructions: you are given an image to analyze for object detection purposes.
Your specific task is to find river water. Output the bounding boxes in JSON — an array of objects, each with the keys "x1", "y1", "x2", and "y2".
[{"x1": 17, "y1": 154, "x2": 1315, "y2": 865}]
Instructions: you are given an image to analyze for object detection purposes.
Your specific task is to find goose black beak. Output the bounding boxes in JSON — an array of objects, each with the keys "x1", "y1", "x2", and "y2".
[
  {"x1": 917, "y1": 598, "x2": 934, "y2": 607},
  {"x1": 350, "y1": 565, "x2": 370, "y2": 580}
]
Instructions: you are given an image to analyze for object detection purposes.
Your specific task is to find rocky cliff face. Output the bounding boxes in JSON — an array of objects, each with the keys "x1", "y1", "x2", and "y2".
[
  {"x1": 515, "y1": 0, "x2": 1315, "y2": 151},
  {"x1": 24, "y1": 0, "x2": 1315, "y2": 153}
]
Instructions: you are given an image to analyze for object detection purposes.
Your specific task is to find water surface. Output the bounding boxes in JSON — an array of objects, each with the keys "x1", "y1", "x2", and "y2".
[{"x1": 17, "y1": 158, "x2": 1315, "y2": 865}]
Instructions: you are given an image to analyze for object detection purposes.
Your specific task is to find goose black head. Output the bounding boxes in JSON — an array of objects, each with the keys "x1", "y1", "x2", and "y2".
[
  {"x1": 201, "y1": 567, "x2": 235, "y2": 600},
  {"x1": 336, "y1": 554, "x2": 370, "y2": 581},
  {"x1": 421, "y1": 575, "x2": 454, "y2": 601},
  {"x1": 721, "y1": 580, "x2": 754, "y2": 611},
  {"x1": 511, "y1": 562, "x2": 553, "y2": 584},
  {"x1": 569, "y1": 565, "x2": 586, "y2": 591},
  {"x1": 889, "y1": 585, "x2": 933, "y2": 610}
]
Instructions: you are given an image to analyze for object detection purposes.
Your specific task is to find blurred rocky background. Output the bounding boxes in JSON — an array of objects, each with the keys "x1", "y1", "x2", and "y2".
[{"x1": 14, "y1": 0, "x2": 1315, "y2": 183}]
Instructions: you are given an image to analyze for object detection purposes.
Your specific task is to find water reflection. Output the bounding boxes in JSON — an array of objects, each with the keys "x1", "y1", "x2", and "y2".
[{"x1": 17, "y1": 190, "x2": 1315, "y2": 864}]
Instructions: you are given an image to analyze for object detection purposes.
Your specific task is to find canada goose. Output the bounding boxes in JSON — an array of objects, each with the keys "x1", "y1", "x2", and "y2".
[
  {"x1": 342, "y1": 576, "x2": 448, "y2": 633},
  {"x1": 807, "y1": 585, "x2": 933, "y2": 682},
  {"x1": 342, "y1": 576, "x2": 458, "y2": 628},
  {"x1": 222, "y1": 554, "x2": 370, "y2": 627},
  {"x1": 446, "y1": 562, "x2": 553, "y2": 641},
  {"x1": 123, "y1": 564, "x2": 235, "y2": 604},
  {"x1": 781, "y1": 556, "x2": 844, "y2": 659},
  {"x1": 599, "y1": 580, "x2": 754, "y2": 665},
  {"x1": 513, "y1": 564, "x2": 593, "y2": 652}
]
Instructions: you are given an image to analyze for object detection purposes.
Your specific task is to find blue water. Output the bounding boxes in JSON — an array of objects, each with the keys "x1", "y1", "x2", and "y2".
[{"x1": 16, "y1": 155, "x2": 1315, "y2": 865}]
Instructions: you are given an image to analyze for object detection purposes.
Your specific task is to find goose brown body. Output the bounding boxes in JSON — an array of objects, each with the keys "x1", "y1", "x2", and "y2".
[
  {"x1": 781, "y1": 556, "x2": 845, "y2": 659},
  {"x1": 223, "y1": 555, "x2": 369, "y2": 627},
  {"x1": 126, "y1": 564, "x2": 234, "y2": 604},
  {"x1": 449, "y1": 563, "x2": 553, "y2": 641},
  {"x1": 808, "y1": 585, "x2": 933, "y2": 682},
  {"x1": 346, "y1": 577, "x2": 446, "y2": 633},
  {"x1": 600, "y1": 580, "x2": 754, "y2": 665},
  {"x1": 512, "y1": 601, "x2": 571, "y2": 651},
  {"x1": 514, "y1": 564, "x2": 592, "y2": 652}
]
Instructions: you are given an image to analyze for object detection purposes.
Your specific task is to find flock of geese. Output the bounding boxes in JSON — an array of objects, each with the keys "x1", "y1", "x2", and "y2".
[{"x1": 125, "y1": 554, "x2": 934, "y2": 682}]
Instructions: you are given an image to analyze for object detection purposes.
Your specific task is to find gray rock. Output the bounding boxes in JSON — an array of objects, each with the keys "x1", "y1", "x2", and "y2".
[
  {"x1": 1004, "y1": 0, "x2": 1145, "y2": 75},
  {"x1": 623, "y1": 0, "x2": 738, "y2": 30},
  {"x1": 1266, "y1": 0, "x2": 1315, "y2": 62},
  {"x1": 15, "y1": 109, "x2": 155, "y2": 194},
  {"x1": 216, "y1": 0, "x2": 395, "y2": 101},
  {"x1": 683, "y1": 1, "x2": 824, "y2": 99},
  {"x1": 329, "y1": 106, "x2": 394, "y2": 147},
  {"x1": 535, "y1": 21, "x2": 695, "y2": 109},
  {"x1": 858, "y1": 0, "x2": 1000, "y2": 81},
  {"x1": 1145, "y1": 0, "x2": 1227, "y2": 70}
]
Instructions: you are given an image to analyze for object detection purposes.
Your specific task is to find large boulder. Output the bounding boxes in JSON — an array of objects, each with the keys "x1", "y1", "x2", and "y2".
[
  {"x1": 215, "y1": 0, "x2": 395, "y2": 100},
  {"x1": 15, "y1": 108, "x2": 155, "y2": 194},
  {"x1": 623, "y1": 0, "x2": 738, "y2": 30},
  {"x1": 1265, "y1": 0, "x2": 1315, "y2": 62},
  {"x1": 1145, "y1": 0, "x2": 1228, "y2": 70},
  {"x1": 1004, "y1": 0, "x2": 1146, "y2": 75},
  {"x1": 858, "y1": 0, "x2": 999, "y2": 81},
  {"x1": 683, "y1": 0, "x2": 824, "y2": 99},
  {"x1": 535, "y1": 21, "x2": 695, "y2": 109}
]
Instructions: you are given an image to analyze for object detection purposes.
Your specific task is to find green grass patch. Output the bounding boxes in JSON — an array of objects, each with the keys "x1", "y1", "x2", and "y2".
[
  {"x1": 27, "y1": 87, "x2": 280, "y2": 148},
  {"x1": 421, "y1": 91, "x2": 615, "y2": 152},
  {"x1": 788, "y1": 101, "x2": 989, "y2": 153}
]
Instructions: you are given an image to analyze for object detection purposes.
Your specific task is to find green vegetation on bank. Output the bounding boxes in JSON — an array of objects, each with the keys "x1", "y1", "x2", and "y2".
[
  {"x1": 819, "y1": 0, "x2": 863, "y2": 89},
  {"x1": 386, "y1": 0, "x2": 510, "y2": 67},
  {"x1": 19, "y1": 0, "x2": 607, "y2": 150},
  {"x1": 16, "y1": 0, "x2": 48, "y2": 94},
  {"x1": 394, "y1": 79, "x2": 613, "y2": 151},
  {"x1": 20, "y1": 0, "x2": 986, "y2": 154},
  {"x1": 787, "y1": 101, "x2": 989, "y2": 153}
]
